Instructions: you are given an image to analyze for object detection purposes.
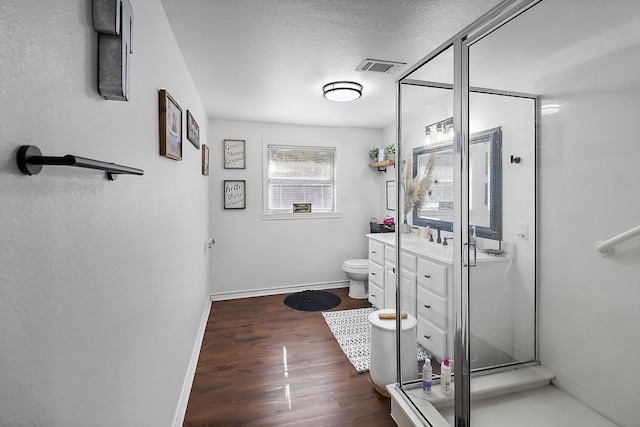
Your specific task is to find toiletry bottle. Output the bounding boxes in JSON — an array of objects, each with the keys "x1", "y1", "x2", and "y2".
[
  {"x1": 441, "y1": 357, "x2": 452, "y2": 395},
  {"x1": 473, "y1": 225, "x2": 481, "y2": 250},
  {"x1": 422, "y1": 358, "x2": 432, "y2": 394}
]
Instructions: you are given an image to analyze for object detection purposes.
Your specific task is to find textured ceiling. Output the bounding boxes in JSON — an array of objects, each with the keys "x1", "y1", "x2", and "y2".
[{"x1": 159, "y1": 0, "x2": 503, "y2": 129}]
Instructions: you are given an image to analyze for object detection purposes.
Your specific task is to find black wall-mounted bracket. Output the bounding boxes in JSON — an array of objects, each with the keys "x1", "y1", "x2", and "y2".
[
  {"x1": 17, "y1": 145, "x2": 144, "y2": 181},
  {"x1": 510, "y1": 155, "x2": 521, "y2": 164}
]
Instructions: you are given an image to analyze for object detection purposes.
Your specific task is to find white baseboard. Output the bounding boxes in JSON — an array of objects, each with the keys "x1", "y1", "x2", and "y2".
[
  {"x1": 172, "y1": 297, "x2": 212, "y2": 427},
  {"x1": 552, "y1": 373, "x2": 634, "y2": 427},
  {"x1": 210, "y1": 280, "x2": 349, "y2": 301}
]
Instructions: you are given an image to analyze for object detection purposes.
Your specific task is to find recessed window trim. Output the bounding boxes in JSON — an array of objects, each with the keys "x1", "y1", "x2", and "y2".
[{"x1": 262, "y1": 141, "x2": 341, "y2": 220}]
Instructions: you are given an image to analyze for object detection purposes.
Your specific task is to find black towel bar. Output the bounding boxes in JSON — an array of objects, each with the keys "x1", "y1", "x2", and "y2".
[{"x1": 17, "y1": 145, "x2": 144, "y2": 181}]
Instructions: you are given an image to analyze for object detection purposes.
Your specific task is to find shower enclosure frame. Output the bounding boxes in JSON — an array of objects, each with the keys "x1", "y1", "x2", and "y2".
[{"x1": 392, "y1": 1, "x2": 541, "y2": 426}]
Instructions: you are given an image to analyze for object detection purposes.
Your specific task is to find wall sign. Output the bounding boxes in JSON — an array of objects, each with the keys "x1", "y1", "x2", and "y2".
[
  {"x1": 202, "y1": 144, "x2": 209, "y2": 176},
  {"x1": 223, "y1": 139, "x2": 246, "y2": 169},
  {"x1": 386, "y1": 180, "x2": 396, "y2": 211},
  {"x1": 293, "y1": 203, "x2": 311, "y2": 213},
  {"x1": 224, "y1": 180, "x2": 246, "y2": 209},
  {"x1": 158, "y1": 90, "x2": 182, "y2": 161},
  {"x1": 186, "y1": 110, "x2": 200, "y2": 149},
  {"x1": 92, "y1": 0, "x2": 134, "y2": 101}
]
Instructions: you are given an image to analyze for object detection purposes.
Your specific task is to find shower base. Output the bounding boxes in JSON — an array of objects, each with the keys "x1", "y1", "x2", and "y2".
[{"x1": 388, "y1": 365, "x2": 616, "y2": 427}]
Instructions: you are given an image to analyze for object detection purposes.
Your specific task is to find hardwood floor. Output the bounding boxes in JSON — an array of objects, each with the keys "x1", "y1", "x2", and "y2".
[{"x1": 183, "y1": 287, "x2": 397, "y2": 427}]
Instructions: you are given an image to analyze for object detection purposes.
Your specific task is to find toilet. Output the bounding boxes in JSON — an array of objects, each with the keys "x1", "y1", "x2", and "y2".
[{"x1": 342, "y1": 259, "x2": 369, "y2": 299}]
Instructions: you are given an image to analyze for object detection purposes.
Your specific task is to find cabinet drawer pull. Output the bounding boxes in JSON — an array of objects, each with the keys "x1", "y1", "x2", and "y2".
[
  {"x1": 424, "y1": 304, "x2": 431, "y2": 309},
  {"x1": 371, "y1": 251, "x2": 377, "y2": 254},
  {"x1": 424, "y1": 274, "x2": 431, "y2": 279},
  {"x1": 424, "y1": 335, "x2": 431, "y2": 340},
  {"x1": 371, "y1": 293, "x2": 376, "y2": 297},
  {"x1": 371, "y1": 272, "x2": 376, "y2": 276}
]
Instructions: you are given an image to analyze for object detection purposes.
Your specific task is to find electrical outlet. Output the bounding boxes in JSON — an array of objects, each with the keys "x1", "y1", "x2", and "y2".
[{"x1": 518, "y1": 223, "x2": 528, "y2": 239}]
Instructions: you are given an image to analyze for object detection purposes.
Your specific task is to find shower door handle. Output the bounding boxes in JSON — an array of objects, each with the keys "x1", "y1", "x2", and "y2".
[{"x1": 463, "y1": 243, "x2": 477, "y2": 267}]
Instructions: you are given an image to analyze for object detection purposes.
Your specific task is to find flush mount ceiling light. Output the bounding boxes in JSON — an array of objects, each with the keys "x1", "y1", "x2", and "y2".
[{"x1": 322, "y1": 81, "x2": 362, "y2": 102}]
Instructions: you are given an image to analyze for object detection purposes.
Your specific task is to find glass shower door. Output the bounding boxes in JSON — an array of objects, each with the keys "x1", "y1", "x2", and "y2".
[
  {"x1": 395, "y1": 0, "x2": 640, "y2": 425},
  {"x1": 397, "y1": 43, "x2": 457, "y2": 426}
]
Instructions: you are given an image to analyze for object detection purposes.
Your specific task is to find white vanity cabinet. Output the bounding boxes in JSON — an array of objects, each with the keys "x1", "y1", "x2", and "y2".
[
  {"x1": 367, "y1": 233, "x2": 511, "y2": 363},
  {"x1": 400, "y1": 252, "x2": 417, "y2": 317},
  {"x1": 416, "y1": 258, "x2": 451, "y2": 360},
  {"x1": 368, "y1": 239, "x2": 385, "y2": 308},
  {"x1": 368, "y1": 236, "x2": 418, "y2": 317},
  {"x1": 384, "y1": 245, "x2": 395, "y2": 309}
]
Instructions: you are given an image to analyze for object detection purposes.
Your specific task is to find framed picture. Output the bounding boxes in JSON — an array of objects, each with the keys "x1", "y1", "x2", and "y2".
[
  {"x1": 386, "y1": 180, "x2": 396, "y2": 210},
  {"x1": 202, "y1": 144, "x2": 209, "y2": 176},
  {"x1": 186, "y1": 110, "x2": 200, "y2": 149},
  {"x1": 224, "y1": 180, "x2": 245, "y2": 209},
  {"x1": 159, "y1": 89, "x2": 182, "y2": 160},
  {"x1": 223, "y1": 139, "x2": 246, "y2": 169}
]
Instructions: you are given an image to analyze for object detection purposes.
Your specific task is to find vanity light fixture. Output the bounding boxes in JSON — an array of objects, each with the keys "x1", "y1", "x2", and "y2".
[
  {"x1": 541, "y1": 103, "x2": 560, "y2": 115},
  {"x1": 322, "y1": 81, "x2": 363, "y2": 102},
  {"x1": 426, "y1": 117, "x2": 455, "y2": 142},
  {"x1": 445, "y1": 118, "x2": 454, "y2": 133}
]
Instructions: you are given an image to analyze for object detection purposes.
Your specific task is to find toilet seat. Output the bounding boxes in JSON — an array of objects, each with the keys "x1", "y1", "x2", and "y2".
[{"x1": 343, "y1": 259, "x2": 368, "y2": 271}]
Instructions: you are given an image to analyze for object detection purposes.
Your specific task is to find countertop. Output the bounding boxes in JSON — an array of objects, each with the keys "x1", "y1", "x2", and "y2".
[{"x1": 366, "y1": 233, "x2": 509, "y2": 264}]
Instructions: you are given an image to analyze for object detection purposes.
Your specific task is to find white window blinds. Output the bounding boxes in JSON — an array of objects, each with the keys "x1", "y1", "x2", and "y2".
[{"x1": 267, "y1": 145, "x2": 336, "y2": 212}]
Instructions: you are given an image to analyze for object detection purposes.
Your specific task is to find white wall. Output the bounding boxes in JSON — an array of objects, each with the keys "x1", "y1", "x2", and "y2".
[
  {"x1": 208, "y1": 119, "x2": 383, "y2": 299},
  {"x1": 0, "y1": 1, "x2": 210, "y2": 426},
  {"x1": 380, "y1": 126, "x2": 399, "y2": 221},
  {"x1": 537, "y1": 43, "x2": 640, "y2": 427}
]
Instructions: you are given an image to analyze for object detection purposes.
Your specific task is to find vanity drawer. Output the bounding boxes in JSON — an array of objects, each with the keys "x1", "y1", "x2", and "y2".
[
  {"x1": 417, "y1": 258, "x2": 447, "y2": 296},
  {"x1": 369, "y1": 240, "x2": 385, "y2": 266},
  {"x1": 368, "y1": 282, "x2": 384, "y2": 309},
  {"x1": 369, "y1": 260, "x2": 384, "y2": 288},
  {"x1": 417, "y1": 287, "x2": 447, "y2": 328},
  {"x1": 418, "y1": 317, "x2": 447, "y2": 360}
]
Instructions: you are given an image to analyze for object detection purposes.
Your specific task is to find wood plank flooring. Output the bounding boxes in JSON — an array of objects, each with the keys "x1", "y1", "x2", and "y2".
[{"x1": 183, "y1": 287, "x2": 397, "y2": 427}]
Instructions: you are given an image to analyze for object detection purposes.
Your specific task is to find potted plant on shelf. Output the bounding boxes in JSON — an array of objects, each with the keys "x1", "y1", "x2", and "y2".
[
  {"x1": 385, "y1": 144, "x2": 396, "y2": 161},
  {"x1": 369, "y1": 147, "x2": 381, "y2": 162}
]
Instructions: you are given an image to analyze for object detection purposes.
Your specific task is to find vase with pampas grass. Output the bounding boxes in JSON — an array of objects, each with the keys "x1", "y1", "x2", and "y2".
[{"x1": 400, "y1": 153, "x2": 436, "y2": 233}]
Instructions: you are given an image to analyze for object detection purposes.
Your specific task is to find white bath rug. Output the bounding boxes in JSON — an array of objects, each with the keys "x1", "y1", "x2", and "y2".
[{"x1": 322, "y1": 307, "x2": 432, "y2": 374}]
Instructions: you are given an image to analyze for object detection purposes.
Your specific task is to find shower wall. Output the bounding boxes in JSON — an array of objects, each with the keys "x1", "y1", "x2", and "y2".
[{"x1": 537, "y1": 42, "x2": 640, "y2": 427}]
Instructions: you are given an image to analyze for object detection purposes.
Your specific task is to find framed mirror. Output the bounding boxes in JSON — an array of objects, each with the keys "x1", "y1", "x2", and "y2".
[{"x1": 412, "y1": 127, "x2": 502, "y2": 240}]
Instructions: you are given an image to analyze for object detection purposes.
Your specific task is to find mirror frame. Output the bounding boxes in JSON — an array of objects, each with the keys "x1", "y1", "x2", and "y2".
[{"x1": 412, "y1": 127, "x2": 502, "y2": 240}]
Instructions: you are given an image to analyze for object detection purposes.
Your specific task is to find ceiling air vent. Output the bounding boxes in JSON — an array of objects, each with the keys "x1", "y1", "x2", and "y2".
[{"x1": 356, "y1": 59, "x2": 406, "y2": 74}]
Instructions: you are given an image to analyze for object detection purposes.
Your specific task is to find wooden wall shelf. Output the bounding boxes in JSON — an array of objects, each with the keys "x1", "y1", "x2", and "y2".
[{"x1": 369, "y1": 159, "x2": 395, "y2": 172}]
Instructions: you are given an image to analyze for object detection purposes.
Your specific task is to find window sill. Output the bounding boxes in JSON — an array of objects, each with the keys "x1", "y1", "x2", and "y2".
[{"x1": 261, "y1": 212, "x2": 343, "y2": 221}]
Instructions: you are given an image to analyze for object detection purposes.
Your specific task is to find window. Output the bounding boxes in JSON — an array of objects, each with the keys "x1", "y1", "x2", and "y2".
[{"x1": 264, "y1": 144, "x2": 337, "y2": 217}]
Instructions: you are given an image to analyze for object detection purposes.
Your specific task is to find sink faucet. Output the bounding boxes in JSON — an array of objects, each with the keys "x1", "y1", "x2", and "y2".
[
  {"x1": 436, "y1": 229, "x2": 441, "y2": 244},
  {"x1": 443, "y1": 236, "x2": 453, "y2": 246}
]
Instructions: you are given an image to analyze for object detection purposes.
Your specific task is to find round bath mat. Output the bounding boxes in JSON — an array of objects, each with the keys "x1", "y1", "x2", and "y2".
[{"x1": 283, "y1": 290, "x2": 342, "y2": 312}]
